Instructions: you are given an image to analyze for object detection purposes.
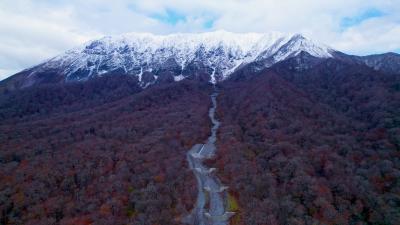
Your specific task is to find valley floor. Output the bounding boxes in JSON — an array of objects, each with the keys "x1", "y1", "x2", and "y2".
[{"x1": 184, "y1": 90, "x2": 234, "y2": 225}]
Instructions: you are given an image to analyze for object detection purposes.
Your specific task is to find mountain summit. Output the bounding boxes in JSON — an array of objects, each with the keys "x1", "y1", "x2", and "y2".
[{"x1": 5, "y1": 31, "x2": 334, "y2": 89}]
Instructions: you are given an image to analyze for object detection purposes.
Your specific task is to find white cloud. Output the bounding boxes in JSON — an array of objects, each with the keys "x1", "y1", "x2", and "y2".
[
  {"x1": 0, "y1": 0, "x2": 399, "y2": 80},
  {"x1": 332, "y1": 17, "x2": 400, "y2": 55}
]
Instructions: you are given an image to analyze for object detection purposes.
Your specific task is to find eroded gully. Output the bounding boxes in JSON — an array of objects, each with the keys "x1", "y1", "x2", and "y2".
[{"x1": 183, "y1": 87, "x2": 234, "y2": 225}]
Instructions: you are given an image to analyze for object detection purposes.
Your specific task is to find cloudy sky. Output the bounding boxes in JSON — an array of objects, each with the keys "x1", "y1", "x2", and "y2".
[{"x1": 1, "y1": 0, "x2": 400, "y2": 80}]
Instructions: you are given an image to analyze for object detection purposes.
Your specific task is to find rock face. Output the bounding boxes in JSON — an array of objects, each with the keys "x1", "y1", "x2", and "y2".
[{"x1": 2, "y1": 31, "x2": 334, "y2": 89}]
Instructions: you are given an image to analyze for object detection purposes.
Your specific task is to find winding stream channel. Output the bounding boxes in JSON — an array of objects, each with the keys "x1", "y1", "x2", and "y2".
[{"x1": 183, "y1": 87, "x2": 234, "y2": 225}]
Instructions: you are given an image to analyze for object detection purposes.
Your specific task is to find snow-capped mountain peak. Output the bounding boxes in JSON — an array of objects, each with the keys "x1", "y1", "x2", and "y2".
[{"x1": 20, "y1": 31, "x2": 334, "y2": 87}]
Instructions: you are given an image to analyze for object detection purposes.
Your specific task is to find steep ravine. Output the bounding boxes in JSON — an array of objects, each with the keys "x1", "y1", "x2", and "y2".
[{"x1": 183, "y1": 88, "x2": 234, "y2": 225}]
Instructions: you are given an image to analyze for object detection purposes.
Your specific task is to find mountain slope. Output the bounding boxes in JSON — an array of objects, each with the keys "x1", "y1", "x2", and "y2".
[
  {"x1": 2, "y1": 31, "x2": 400, "y2": 93},
  {"x1": 358, "y1": 52, "x2": 400, "y2": 75},
  {"x1": 331, "y1": 51, "x2": 400, "y2": 75}
]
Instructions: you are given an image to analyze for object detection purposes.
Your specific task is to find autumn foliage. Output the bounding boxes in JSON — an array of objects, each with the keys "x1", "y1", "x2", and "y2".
[
  {"x1": 1, "y1": 56, "x2": 399, "y2": 225},
  {"x1": 0, "y1": 77, "x2": 212, "y2": 225},
  {"x1": 215, "y1": 58, "x2": 400, "y2": 224}
]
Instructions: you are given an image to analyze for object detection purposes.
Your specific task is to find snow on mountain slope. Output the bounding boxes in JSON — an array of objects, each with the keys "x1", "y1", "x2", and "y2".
[{"x1": 18, "y1": 31, "x2": 334, "y2": 87}]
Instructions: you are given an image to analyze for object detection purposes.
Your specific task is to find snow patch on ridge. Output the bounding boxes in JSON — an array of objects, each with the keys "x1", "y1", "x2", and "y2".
[
  {"x1": 210, "y1": 67, "x2": 216, "y2": 84},
  {"x1": 174, "y1": 74, "x2": 185, "y2": 82}
]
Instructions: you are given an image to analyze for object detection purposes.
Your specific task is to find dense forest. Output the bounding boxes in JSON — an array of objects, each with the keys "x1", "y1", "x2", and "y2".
[
  {"x1": 0, "y1": 77, "x2": 212, "y2": 225},
  {"x1": 1, "y1": 56, "x2": 399, "y2": 225},
  {"x1": 215, "y1": 58, "x2": 400, "y2": 224}
]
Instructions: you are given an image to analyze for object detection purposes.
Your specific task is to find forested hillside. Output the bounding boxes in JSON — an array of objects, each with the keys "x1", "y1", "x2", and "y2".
[
  {"x1": 0, "y1": 78, "x2": 212, "y2": 225},
  {"x1": 215, "y1": 59, "x2": 400, "y2": 224},
  {"x1": 1, "y1": 54, "x2": 399, "y2": 225}
]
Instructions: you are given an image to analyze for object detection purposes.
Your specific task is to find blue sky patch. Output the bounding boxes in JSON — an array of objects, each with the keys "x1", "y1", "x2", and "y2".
[
  {"x1": 151, "y1": 9, "x2": 186, "y2": 25},
  {"x1": 340, "y1": 8, "x2": 385, "y2": 29},
  {"x1": 203, "y1": 19, "x2": 214, "y2": 29}
]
